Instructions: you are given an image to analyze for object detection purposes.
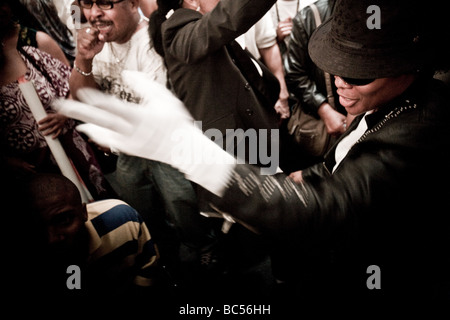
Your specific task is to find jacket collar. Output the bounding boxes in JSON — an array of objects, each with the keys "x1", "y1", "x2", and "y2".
[{"x1": 323, "y1": 77, "x2": 421, "y2": 173}]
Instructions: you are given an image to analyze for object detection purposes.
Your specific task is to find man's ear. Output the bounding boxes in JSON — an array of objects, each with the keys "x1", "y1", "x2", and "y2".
[{"x1": 129, "y1": 0, "x2": 141, "y2": 10}]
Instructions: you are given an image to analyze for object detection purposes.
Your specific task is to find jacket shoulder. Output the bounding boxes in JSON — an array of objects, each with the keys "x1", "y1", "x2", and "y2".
[{"x1": 162, "y1": 8, "x2": 202, "y2": 35}]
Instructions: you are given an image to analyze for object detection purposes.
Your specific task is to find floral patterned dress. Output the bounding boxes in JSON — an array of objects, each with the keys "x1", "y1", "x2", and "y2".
[{"x1": 0, "y1": 46, "x2": 113, "y2": 200}]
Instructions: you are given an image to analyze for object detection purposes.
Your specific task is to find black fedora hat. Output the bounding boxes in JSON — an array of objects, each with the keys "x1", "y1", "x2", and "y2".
[{"x1": 308, "y1": 0, "x2": 422, "y2": 79}]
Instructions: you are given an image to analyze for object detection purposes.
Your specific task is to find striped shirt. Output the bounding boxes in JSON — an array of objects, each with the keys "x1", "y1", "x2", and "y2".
[{"x1": 85, "y1": 199, "x2": 159, "y2": 293}]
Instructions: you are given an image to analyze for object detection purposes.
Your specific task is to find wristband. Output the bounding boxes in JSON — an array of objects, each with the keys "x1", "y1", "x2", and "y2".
[{"x1": 73, "y1": 62, "x2": 93, "y2": 77}]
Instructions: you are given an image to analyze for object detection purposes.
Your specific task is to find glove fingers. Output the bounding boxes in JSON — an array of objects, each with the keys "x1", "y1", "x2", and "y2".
[
  {"x1": 76, "y1": 123, "x2": 124, "y2": 150},
  {"x1": 54, "y1": 98, "x2": 132, "y2": 134},
  {"x1": 77, "y1": 88, "x2": 135, "y2": 122}
]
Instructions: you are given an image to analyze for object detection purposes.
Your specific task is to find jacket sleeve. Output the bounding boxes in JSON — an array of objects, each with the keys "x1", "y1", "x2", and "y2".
[
  {"x1": 162, "y1": 0, "x2": 277, "y2": 64},
  {"x1": 210, "y1": 153, "x2": 385, "y2": 239},
  {"x1": 284, "y1": 8, "x2": 327, "y2": 113}
]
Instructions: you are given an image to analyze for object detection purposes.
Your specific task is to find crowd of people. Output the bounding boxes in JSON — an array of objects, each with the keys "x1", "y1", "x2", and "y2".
[{"x1": 2, "y1": 0, "x2": 450, "y2": 314}]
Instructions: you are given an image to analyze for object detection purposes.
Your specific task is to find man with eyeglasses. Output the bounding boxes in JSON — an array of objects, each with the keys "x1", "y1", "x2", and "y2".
[
  {"x1": 69, "y1": 0, "x2": 219, "y2": 285},
  {"x1": 70, "y1": 0, "x2": 165, "y2": 95}
]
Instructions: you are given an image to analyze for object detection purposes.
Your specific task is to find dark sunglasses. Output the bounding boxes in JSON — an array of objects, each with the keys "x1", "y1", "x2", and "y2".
[
  {"x1": 340, "y1": 76, "x2": 375, "y2": 86},
  {"x1": 78, "y1": 0, "x2": 125, "y2": 10}
]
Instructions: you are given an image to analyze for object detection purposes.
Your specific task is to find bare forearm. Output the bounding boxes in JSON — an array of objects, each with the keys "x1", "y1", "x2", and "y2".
[
  {"x1": 69, "y1": 57, "x2": 99, "y2": 100},
  {"x1": 260, "y1": 44, "x2": 290, "y2": 118},
  {"x1": 259, "y1": 45, "x2": 289, "y2": 100}
]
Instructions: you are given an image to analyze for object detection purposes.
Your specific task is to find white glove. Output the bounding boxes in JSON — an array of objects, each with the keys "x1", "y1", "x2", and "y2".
[{"x1": 54, "y1": 71, "x2": 236, "y2": 196}]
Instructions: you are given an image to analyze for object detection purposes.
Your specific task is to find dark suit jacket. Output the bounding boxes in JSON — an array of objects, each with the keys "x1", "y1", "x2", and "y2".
[{"x1": 161, "y1": 0, "x2": 278, "y2": 137}]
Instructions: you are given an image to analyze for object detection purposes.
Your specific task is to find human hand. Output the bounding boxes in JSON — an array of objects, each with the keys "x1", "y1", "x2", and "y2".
[
  {"x1": 274, "y1": 97, "x2": 290, "y2": 120},
  {"x1": 54, "y1": 71, "x2": 236, "y2": 196},
  {"x1": 38, "y1": 112, "x2": 67, "y2": 139},
  {"x1": 288, "y1": 170, "x2": 303, "y2": 184},
  {"x1": 76, "y1": 27, "x2": 105, "y2": 61},
  {"x1": 318, "y1": 103, "x2": 347, "y2": 136},
  {"x1": 276, "y1": 17, "x2": 293, "y2": 43}
]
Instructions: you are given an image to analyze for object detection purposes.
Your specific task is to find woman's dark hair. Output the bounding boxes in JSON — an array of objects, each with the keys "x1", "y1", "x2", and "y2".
[{"x1": 149, "y1": 0, "x2": 183, "y2": 57}]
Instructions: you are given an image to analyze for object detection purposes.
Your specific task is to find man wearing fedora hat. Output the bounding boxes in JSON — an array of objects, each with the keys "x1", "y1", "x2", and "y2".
[
  {"x1": 221, "y1": 0, "x2": 450, "y2": 302},
  {"x1": 58, "y1": 0, "x2": 450, "y2": 305}
]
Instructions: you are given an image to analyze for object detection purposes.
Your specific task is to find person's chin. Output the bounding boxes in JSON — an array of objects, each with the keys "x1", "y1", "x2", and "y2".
[{"x1": 339, "y1": 95, "x2": 358, "y2": 109}]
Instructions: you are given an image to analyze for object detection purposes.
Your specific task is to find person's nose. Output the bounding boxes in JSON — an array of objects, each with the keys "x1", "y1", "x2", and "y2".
[
  {"x1": 47, "y1": 229, "x2": 65, "y2": 245},
  {"x1": 334, "y1": 75, "x2": 352, "y2": 89},
  {"x1": 88, "y1": 4, "x2": 105, "y2": 19}
]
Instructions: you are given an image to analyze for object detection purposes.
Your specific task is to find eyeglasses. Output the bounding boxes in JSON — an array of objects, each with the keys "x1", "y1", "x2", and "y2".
[
  {"x1": 339, "y1": 76, "x2": 376, "y2": 86},
  {"x1": 78, "y1": 0, "x2": 126, "y2": 10}
]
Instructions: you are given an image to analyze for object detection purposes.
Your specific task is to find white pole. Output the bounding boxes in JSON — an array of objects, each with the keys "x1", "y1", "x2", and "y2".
[{"x1": 18, "y1": 76, "x2": 93, "y2": 203}]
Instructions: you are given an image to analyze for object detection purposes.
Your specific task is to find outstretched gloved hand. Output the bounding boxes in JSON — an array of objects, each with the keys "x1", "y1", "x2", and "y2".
[{"x1": 54, "y1": 71, "x2": 236, "y2": 196}]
